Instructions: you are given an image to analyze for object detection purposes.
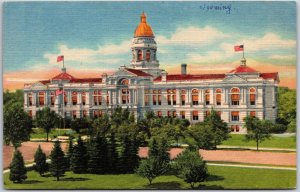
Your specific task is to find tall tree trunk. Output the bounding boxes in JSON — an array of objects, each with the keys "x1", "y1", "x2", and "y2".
[
  {"x1": 57, "y1": 175, "x2": 59, "y2": 181},
  {"x1": 46, "y1": 132, "x2": 49, "y2": 142},
  {"x1": 256, "y1": 138, "x2": 259, "y2": 151}
]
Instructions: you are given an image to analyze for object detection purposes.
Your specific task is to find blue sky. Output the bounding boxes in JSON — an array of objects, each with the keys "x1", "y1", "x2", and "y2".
[{"x1": 3, "y1": 1, "x2": 296, "y2": 89}]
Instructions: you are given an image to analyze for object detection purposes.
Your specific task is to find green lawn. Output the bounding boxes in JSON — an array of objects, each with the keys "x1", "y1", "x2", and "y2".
[
  {"x1": 30, "y1": 128, "x2": 78, "y2": 140},
  {"x1": 221, "y1": 134, "x2": 296, "y2": 149},
  {"x1": 4, "y1": 165, "x2": 296, "y2": 189}
]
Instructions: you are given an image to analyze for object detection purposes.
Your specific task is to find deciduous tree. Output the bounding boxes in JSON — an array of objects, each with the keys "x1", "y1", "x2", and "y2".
[{"x1": 36, "y1": 107, "x2": 58, "y2": 142}]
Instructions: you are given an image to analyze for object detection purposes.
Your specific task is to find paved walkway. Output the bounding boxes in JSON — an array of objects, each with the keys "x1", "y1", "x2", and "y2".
[
  {"x1": 207, "y1": 163, "x2": 296, "y2": 171},
  {"x1": 217, "y1": 145, "x2": 296, "y2": 152}
]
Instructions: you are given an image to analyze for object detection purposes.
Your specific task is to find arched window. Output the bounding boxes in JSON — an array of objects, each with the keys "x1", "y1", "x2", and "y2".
[
  {"x1": 121, "y1": 79, "x2": 129, "y2": 85},
  {"x1": 181, "y1": 90, "x2": 186, "y2": 105},
  {"x1": 167, "y1": 89, "x2": 176, "y2": 105},
  {"x1": 28, "y1": 93, "x2": 33, "y2": 106},
  {"x1": 172, "y1": 89, "x2": 176, "y2": 105},
  {"x1": 216, "y1": 89, "x2": 222, "y2": 105},
  {"x1": 231, "y1": 88, "x2": 240, "y2": 105},
  {"x1": 146, "y1": 50, "x2": 151, "y2": 61},
  {"x1": 192, "y1": 89, "x2": 199, "y2": 105},
  {"x1": 93, "y1": 90, "x2": 102, "y2": 106},
  {"x1": 50, "y1": 92, "x2": 55, "y2": 106},
  {"x1": 231, "y1": 111, "x2": 239, "y2": 121},
  {"x1": 72, "y1": 92, "x2": 78, "y2": 105},
  {"x1": 249, "y1": 88, "x2": 256, "y2": 105},
  {"x1": 192, "y1": 111, "x2": 199, "y2": 120},
  {"x1": 138, "y1": 50, "x2": 143, "y2": 61},
  {"x1": 38, "y1": 92, "x2": 45, "y2": 106},
  {"x1": 158, "y1": 90, "x2": 162, "y2": 105},
  {"x1": 205, "y1": 89, "x2": 210, "y2": 105}
]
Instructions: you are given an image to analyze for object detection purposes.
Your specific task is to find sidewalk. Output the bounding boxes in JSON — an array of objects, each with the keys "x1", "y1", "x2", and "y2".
[{"x1": 217, "y1": 145, "x2": 296, "y2": 152}]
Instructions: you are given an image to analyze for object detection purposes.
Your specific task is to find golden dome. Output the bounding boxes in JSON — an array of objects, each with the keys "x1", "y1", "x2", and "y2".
[{"x1": 134, "y1": 12, "x2": 154, "y2": 37}]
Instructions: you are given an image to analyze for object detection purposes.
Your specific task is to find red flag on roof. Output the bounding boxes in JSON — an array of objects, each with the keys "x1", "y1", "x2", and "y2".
[
  {"x1": 234, "y1": 45, "x2": 244, "y2": 52},
  {"x1": 57, "y1": 55, "x2": 64, "y2": 62}
]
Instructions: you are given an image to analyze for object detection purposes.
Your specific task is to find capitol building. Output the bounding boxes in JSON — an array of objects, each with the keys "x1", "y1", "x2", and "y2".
[{"x1": 23, "y1": 13, "x2": 279, "y2": 133}]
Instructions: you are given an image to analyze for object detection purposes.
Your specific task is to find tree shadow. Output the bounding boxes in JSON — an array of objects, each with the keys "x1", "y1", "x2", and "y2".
[
  {"x1": 145, "y1": 181, "x2": 182, "y2": 189},
  {"x1": 22, "y1": 180, "x2": 44, "y2": 184},
  {"x1": 206, "y1": 174, "x2": 224, "y2": 182},
  {"x1": 197, "y1": 184, "x2": 224, "y2": 190},
  {"x1": 61, "y1": 177, "x2": 90, "y2": 181}
]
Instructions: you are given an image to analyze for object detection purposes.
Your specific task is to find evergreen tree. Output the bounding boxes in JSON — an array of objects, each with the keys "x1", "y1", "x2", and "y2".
[
  {"x1": 107, "y1": 132, "x2": 119, "y2": 173},
  {"x1": 9, "y1": 150, "x2": 27, "y2": 183},
  {"x1": 65, "y1": 136, "x2": 74, "y2": 170},
  {"x1": 34, "y1": 145, "x2": 48, "y2": 176},
  {"x1": 70, "y1": 136, "x2": 88, "y2": 173},
  {"x1": 157, "y1": 138, "x2": 170, "y2": 164},
  {"x1": 87, "y1": 134, "x2": 109, "y2": 174},
  {"x1": 173, "y1": 149, "x2": 208, "y2": 189},
  {"x1": 49, "y1": 141, "x2": 66, "y2": 181},
  {"x1": 149, "y1": 138, "x2": 159, "y2": 157},
  {"x1": 119, "y1": 135, "x2": 140, "y2": 173}
]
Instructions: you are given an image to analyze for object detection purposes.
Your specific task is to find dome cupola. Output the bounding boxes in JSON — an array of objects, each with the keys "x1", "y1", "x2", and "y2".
[{"x1": 134, "y1": 12, "x2": 154, "y2": 37}]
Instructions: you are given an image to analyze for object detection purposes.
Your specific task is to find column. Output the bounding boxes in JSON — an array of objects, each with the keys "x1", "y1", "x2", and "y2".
[
  {"x1": 210, "y1": 88, "x2": 214, "y2": 105},
  {"x1": 24, "y1": 92, "x2": 28, "y2": 107},
  {"x1": 176, "y1": 89, "x2": 180, "y2": 106}
]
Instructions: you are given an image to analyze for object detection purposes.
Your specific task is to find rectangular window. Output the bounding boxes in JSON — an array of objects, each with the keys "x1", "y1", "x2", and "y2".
[
  {"x1": 205, "y1": 94, "x2": 210, "y2": 105},
  {"x1": 172, "y1": 111, "x2": 177, "y2": 118},
  {"x1": 83, "y1": 110, "x2": 87, "y2": 118},
  {"x1": 144, "y1": 95, "x2": 149, "y2": 106},
  {"x1": 167, "y1": 95, "x2": 171, "y2": 105},
  {"x1": 82, "y1": 92, "x2": 86, "y2": 105},
  {"x1": 180, "y1": 111, "x2": 185, "y2": 119},
  {"x1": 231, "y1": 111, "x2": 239, "y2": 121},
  {"x1": 192, "y1": 95, "x2": 199, "y2": 105},
  {"x1": 172, "y1": 95, "x2": 176, "y2": 105},
  {"x1": 157, "y1": 111, "x2": 162, "y2": 118},
  {"x1": 64, "y1": 93, "x2": 68, "y2": 106},
  {"x1": 28, "y1": 95, "x2": 33, "y2": 106},
  {"x1": 158, "y1": 95, "x2": 162, "y2": 105},
  {"x1": 106, "y1": 95, "x2": 109, "y2": 105},
  {"x1": 250, "y1": 111, "x2": 256, "y2": 117},
  {"x1": 192, "y1": 111, "x2": 199, "y2": 120},
  {"x1": 181, "y1": 95, "x2": 185, "y2": 105},
  {"x1": 250, "y1": 94, "x2": 256, "y2": 105},
  {"x1": 231, "y1": 125, "x2": 239, "y2": 132},
  {"x1": 204, "y1": 111, "x2": 210, "y2": 119},
  {"x1": 153, "y1": 95, "x2": 157, "y2": 105},
  {"x1": 216, "y1": 94, "x2": 221, "y2": 105},
  {"x1": 231, "y1": 94, "x2": 240, "y2": 105},
  {"x1": 217, "y1": 111, "x2": 221, "y2": 117},
  {"x1": 167, "y1": 111, "x2": 171, "y2": 117}
]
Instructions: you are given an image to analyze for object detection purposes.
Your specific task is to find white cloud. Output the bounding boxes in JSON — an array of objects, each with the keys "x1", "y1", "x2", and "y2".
[
  {"x1": 269, "y1": 54, "x2": 296, "y2": 60},
  {"x1": 157, "y1": 26, "x2": 230, "y2": 46},
  {"x1": 98, "y1": 40, "x2": 131, "y2": 55}
]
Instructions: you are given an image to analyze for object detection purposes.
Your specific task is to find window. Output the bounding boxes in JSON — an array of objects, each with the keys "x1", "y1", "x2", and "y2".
[
  {"x1": 122, "y1": 88, "x2": 129, "y2": 104},
  {"x1": 121, "y1": 79, "x2": 129, "y2": 85},
  {"x1": 249, "y1": 88, "x2": 256, "y2": 105},
  {"x1": 216, "y1": 89, "x2": 222, "y2": 105},
  {"x1": 28, "y1": 93, "x2": 33, "y2": 106},
  {"x1": 64, "y1": 92, "x2": 68, "y2": 106},
  {"x1": 82, "y1": 92, "x2": 86, "y2": 105},
  {"x1": 180, "y1": 111, "x2": 185, "y2": 119},
  {"x1": 231, "y1": 88, "x2": 240, "y2": 105},
  {"x1": 72, "y1": 92, "x2": 78, "y2": 105},
  {"x1": 231, "y1": 125, "x2": 240, "y2": 132},
  {"x1": 50, "y1": 92, "x2": 55, "y2": 106},
  {"x1": 157, "y1": 111, "x2": 162, "y2": 118},
  {"x1": 167, "y1": 111, "x2": 171, "y2": 117},
  {"x1": 250, "y1": 111, "x2": 256, "y2": 117},
  {"x1": 83, "y1": 110, "x2": 87, "y2": 118},
  {"x1": 205, "y1": 90, "x2": 210, "y2": 105},
  {"x1": 93, "y1": 90, "x2": 102, "y2": 105},
  {"x1": 28, "y1": 110, "x2": 32, "y2": 118},
  {"x1": 204, "y1": 111, "x2": 211, "y2": 119},
  {"x1": 38, "y1": 92, "x2": 45, "y2": 106},
  {"x1": 173, "y1": 111, "x2": 177, "y2": 118},
  {"x1": 158, "y1": 94, "x2": 162, "y2": 105},
  {"x1": 231, "y1": 111, "x2": 239, "y2": 121},
  {"x1": 192, "y1": 89, "x2": 199, "y2": 105},
  {"x1": 181, "y1": 90, "x2": 186, "y2": 105},
  {"x1": 146, "y1": 50, "x2": 151, "y2": 61},
  {"x1": 144, "y1": 90, "x2": 150, "y2": 106},
  {"x1": 217, "y1": 111, "x2": 222, "y2": 117},
  {"x1": 72, "y1": 111, "x2": 77, "y2": 119},
  {"x1": 138, "y1": 50, "x2": 143, "y2": 61},
  {"x1": 93, "y1": 110, "x2": 99, "y2": 118},
  {"x1": 152, "y1": 90, "x2": 157, "y2": 105},
  {"x1": 192, "y1": 111, "x2": 199, "y2": 120},
  {"x1": 106, "y1": 92, "x2": 109, "y2": 105},
  {"x1": 167, "y1": 89, "x2": 176, "y2": 105}
]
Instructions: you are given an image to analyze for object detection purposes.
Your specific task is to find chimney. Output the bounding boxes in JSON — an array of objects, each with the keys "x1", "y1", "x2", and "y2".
[{"x1": 181, "y1": 64, "x2": 187, "y2": 75}]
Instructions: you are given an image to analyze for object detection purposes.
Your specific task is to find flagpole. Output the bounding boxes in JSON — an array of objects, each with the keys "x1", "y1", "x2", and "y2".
[
  {"x1": 243, "y1": 43, "x2": 245, "y2": 59},
  {"x1": 63, "y1": 86, "x2": 65, "y2": 129}
]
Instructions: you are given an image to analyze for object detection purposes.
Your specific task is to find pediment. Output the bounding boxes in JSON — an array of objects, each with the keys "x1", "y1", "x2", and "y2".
[
  {"x1": 31, "y1": 82, "x2": 48, "y2": 89},
  {"x1": 223, "y1": 75, "x2": 247, "y2": 83},
  {"x1": 112, "y1": 68, "x2": 137, "y2": 77}
]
